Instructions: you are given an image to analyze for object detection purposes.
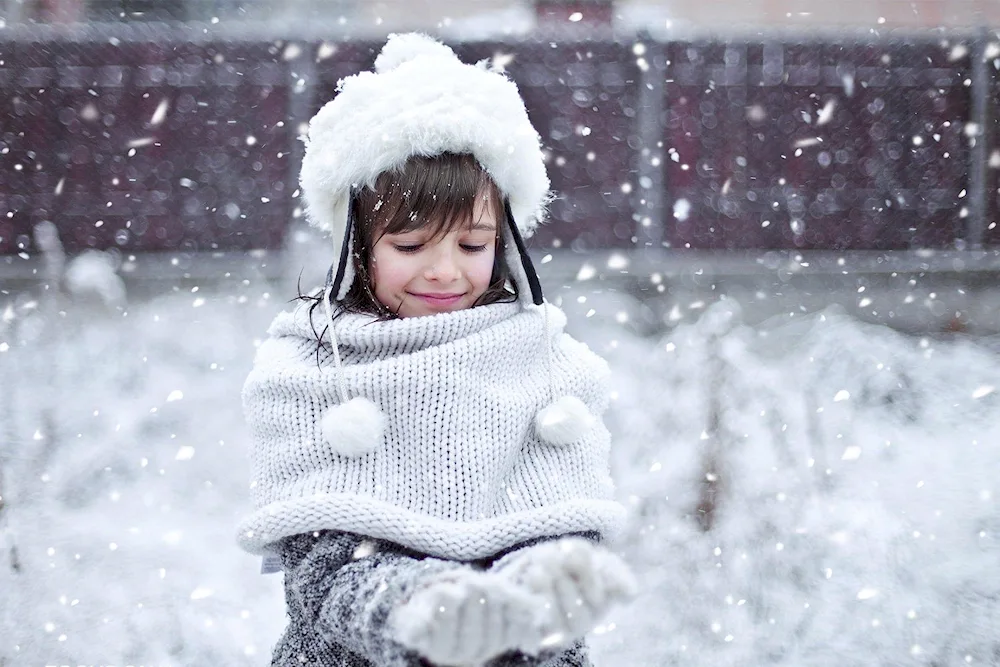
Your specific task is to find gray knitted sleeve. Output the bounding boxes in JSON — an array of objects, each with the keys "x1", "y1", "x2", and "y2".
[
  {"x1": 277, "y1": 530, "x2": 595, "y2": 667},
  {"x1": 278, "y1": 530, "x2": 456, "y2": 665}
]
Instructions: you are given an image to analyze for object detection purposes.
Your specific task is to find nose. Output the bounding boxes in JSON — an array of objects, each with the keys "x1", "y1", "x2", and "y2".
[{"x1": 425, "y1": 244, "x2": 459, "y2": 282}]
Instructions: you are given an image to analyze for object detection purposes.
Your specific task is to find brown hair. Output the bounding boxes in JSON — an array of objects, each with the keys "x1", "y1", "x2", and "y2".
[{"x1": 300, "y1": 152, "x2": 518, "y2": 324}]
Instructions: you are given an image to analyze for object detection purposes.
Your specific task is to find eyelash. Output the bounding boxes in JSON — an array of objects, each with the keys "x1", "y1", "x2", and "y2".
[{"x1": 392, "y1": 244, "x2": 488, "y2": 254}]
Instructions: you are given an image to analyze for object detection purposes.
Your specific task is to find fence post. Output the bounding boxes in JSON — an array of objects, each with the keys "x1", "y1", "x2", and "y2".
[
  {"x1": 2, "y1": 0, "x2": 25, "y2": 23},
  {"x1": 635, "y1": 31, "x2": 666, "y2": 251},
  {"x1": 286, "y1": 44, "x2": 316, "y2": 224},
  {"x1": 967, "y1": 30, "x2": 991, "y2": 249}
]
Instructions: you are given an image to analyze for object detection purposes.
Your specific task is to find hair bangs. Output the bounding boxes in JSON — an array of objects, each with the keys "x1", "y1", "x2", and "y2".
[{"x1": 367, "y1": 153, "x2": 503, "y2": 241}]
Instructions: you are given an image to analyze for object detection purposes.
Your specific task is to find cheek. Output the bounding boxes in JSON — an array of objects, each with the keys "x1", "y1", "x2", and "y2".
[
  {"x1": 374, "y1": 249, "x2": 430, "y2": 297},
  {"x1": 470, "y1": 248, "x2": 497, "y2": 287},
  {"x1": 369, "y1": 244, "x2": 401, "y2": 293},
  {"x1": 368, "y1": 249, "x2": 381, "y2": 288},
  {"x1": 371, "y1": 258, "x2": 395, "y2": 290}
]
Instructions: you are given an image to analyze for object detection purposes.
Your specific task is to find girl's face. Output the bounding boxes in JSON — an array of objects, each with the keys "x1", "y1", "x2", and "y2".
[{"x1": 369, "y1": 193, "x2": 499, "y2": 318}]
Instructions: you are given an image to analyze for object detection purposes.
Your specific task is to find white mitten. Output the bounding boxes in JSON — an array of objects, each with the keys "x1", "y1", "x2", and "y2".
[
  {"x1": 391, "y1": 569, "x2": 546, "y2": 667},
  {"x1": 495, "y1": 538, "x2": 637, "y2": 647}
]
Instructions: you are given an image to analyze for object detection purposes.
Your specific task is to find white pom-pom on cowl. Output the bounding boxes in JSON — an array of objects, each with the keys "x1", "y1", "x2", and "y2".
[
  {"x1": 320, "y1": 397, "x2": 387, "y2": 457},
  {"x1": 535, "y1": 396, "x2": 595, "y2": 446},
  {"x1": 373, "y1": 32, "x2": 459, "y2": 73}
]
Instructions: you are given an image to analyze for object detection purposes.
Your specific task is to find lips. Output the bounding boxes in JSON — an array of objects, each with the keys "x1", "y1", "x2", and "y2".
[{"x1": 410, "y1": 292, "x2": 465, "y2": 307}]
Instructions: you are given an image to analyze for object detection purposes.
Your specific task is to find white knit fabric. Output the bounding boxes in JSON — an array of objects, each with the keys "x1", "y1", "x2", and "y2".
[{"x1": 236, "y1": 301, "x2": 624, "y2": 560}]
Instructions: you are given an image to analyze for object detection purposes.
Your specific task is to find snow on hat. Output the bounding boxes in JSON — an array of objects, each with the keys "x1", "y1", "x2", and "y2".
[{"x1": 300, "y1": 33, "x2": 593, "y2": 453}]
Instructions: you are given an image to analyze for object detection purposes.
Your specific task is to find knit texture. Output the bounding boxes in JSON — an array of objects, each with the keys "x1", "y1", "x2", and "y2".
[
  {"x1": 271, "y1": 529, "x2": 595, "y2": 667},
  {"x1": 237, "y1": 301, "x2": 624, "y2": 560}
]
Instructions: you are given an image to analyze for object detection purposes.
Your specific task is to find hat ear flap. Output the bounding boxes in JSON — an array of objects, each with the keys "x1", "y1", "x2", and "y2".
[
  {"x1": 503, "y1": 199, "x2": 544, "y2": 307},
  {"x1": 329, "y1": 189, "x2": 357, "y2": 302}
]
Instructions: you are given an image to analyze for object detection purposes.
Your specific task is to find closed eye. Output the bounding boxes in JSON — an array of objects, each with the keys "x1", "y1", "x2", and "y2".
[
  {"x1": 460, "y1": 244, "x2": 488, "y2": 253},
  {"x1": 392, "y1": 244, "x2": 422, "y2": 253}
]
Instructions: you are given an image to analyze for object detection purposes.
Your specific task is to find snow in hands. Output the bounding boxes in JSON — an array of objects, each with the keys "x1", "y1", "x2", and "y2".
[
  {"x1": 392, "y1": 568, "x2": 546, "y2": 666},
  {"x1": 393, "y1": 536, "x2": 637, "y2": 666},
  {"x1": 496, "y1": 537, "x2": 638, "y2": 648}
]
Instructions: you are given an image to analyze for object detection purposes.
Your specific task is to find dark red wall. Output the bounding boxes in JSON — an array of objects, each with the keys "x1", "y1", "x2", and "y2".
[{"x1": 0, "y1": 32, "x2": 991, "y2": 256}]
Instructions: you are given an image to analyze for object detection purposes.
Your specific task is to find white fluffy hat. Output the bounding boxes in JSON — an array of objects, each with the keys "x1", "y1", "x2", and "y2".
[{"x1": 300, "y1": 32, "x2": 551, "y2": 300}]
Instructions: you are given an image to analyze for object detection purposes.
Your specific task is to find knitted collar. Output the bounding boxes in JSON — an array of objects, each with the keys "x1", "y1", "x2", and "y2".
[
  {"x1": 238, "y1": 301, "x2": 625, "y2": 560},
  {"x1": 271, "y1": 298, "x2": 522, "y2": 356}
]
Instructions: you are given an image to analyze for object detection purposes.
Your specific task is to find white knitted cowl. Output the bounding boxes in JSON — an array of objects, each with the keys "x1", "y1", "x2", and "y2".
[{"x1": 236, "y1": 300, "x2": 625, "y2": 561}]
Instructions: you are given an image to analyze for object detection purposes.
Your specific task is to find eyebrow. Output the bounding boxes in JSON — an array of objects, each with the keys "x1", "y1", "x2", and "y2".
[{"x1": 468, "y1": 223, "x2": 497, "y2": 232}]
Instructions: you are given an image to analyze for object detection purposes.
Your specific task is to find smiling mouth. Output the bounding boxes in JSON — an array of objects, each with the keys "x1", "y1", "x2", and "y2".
[{"x1": 410, "y1": 292, "x2": 465, "y2": 304}]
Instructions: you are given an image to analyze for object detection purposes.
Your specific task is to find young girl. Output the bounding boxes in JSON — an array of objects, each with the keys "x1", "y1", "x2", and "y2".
[{"x1": 237, "y1": 33, "x2": 635, "y2": 667}]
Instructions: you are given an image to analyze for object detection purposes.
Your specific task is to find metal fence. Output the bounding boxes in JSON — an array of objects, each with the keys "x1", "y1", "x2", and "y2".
[{"x1": 1, "y1": 26, "x2": 998, "y2": 262}]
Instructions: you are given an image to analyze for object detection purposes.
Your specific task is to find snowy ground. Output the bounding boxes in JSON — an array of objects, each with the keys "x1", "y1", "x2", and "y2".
[{"x1": 1, "y1": 253, "x2": 999, "y2": 666}]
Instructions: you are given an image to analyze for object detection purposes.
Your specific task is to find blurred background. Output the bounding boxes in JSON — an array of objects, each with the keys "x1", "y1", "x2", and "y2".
[{"x1": 2, "y1": 1, "x2": 1000, "y2": 666}]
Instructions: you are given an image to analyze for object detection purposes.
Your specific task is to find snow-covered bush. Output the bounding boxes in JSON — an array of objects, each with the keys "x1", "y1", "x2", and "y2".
[{"x1": 581, "y1": 299, "x2": 1000, "y2": 667}]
